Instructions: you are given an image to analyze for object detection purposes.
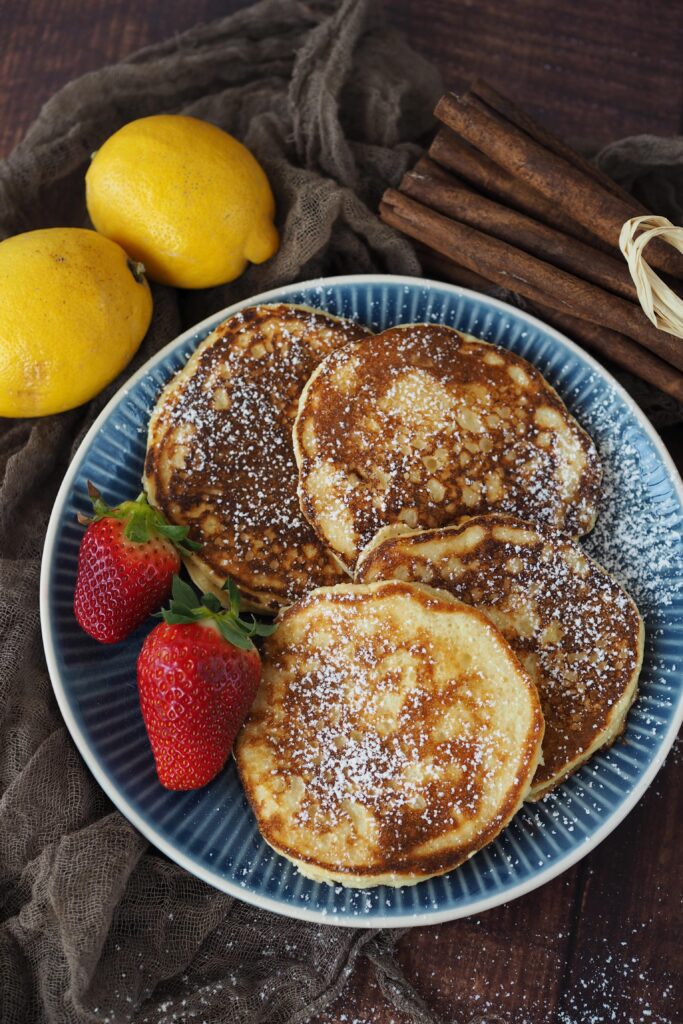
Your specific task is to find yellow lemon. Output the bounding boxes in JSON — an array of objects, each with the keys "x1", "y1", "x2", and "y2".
[
  {"x1": 85, "y1": 115, "x2": 279, "y2": 289},
  {"x1": 0, "y1": 228, "x2": 152, "y2": 418}
]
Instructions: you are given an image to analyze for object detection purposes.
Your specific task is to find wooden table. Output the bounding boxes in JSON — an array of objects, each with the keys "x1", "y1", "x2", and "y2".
[{"x1": 3, "y1": 3, "x2": 681, "y2": 1022}]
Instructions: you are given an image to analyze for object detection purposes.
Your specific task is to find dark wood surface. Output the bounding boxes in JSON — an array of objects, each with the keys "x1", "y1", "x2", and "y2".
[{"x1": 2, "y1": 3, "x2": 682, "y2": 1023}]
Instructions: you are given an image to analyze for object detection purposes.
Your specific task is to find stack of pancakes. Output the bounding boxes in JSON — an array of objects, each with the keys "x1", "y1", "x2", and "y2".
[{"x1": 145, "y1": 304, "x2": 643, "y2": 887}]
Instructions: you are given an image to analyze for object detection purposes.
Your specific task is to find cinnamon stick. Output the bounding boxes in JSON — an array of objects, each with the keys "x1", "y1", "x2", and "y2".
[
  {"x1": 402, "y1": 157, "x2": 638, "y2": 302},
  {"x1": 434, "y1": 92, "x2": 683, "y2": 281},
  {"x1": 416, "y1": 242, "x2": 594, "y2": 320},
  {"x1": 429, "y1": 127, "x2": 609, "y2": 251},
  {"x1": 416, "y1": 246, "x2": 501, "y2": 296},
  {"x1": 379, "y1": 188, "x2": 683, "y2": 371},
  {"x1": 417, "y1": 247, "x2": 683, "y2": 404},
  {"x1": 529, "y1": 304, "x2": 683, "y2": 403},
  {"x1": 467, "y1": 79, "x2": 649, "y2": 213}
]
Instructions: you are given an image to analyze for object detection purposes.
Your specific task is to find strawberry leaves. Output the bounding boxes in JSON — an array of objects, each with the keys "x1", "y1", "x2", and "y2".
[
  {"x1": 160, "y1": 574, "x2": 276, "y2": 652},
  {"x1": 78, "y1": 482, "x2": 201, "y2": 554},
  {"x1": 162, "y1": 575, "x2": 202, "y2": 621},
  {"x1": 75, "y1": 485, "x2": 275, "y2": 652}
]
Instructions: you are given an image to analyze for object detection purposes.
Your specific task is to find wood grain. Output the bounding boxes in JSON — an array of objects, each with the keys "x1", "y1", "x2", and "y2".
[
  {"x1": 2, "y1": 0, "x2": 683, "y2": 157},
  {"x1": 556, "y1": 749, "x2": 683, "y2": 1024},
  {"x1": 0, "y1": 0, "x2": 249, "y2": 157},
  {"x1": 389, "y1": 0, "x2": 683, "y2": 148},
  {"x1": 397, "y1": 868, "x2": 581, "y2": 1021},
  {"x1": 0, "y1": 3, "x2": 681, "y2": 1023}
]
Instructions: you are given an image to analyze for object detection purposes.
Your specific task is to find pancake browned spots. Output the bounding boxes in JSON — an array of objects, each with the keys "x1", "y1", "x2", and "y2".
[
  {"x1": 235, "y1": 581, "x2": 544, "y2": 886},
  {"x1": 294, "y1": 324, "x2": 601, "y2": 572},
  {"x1": 144, "y1": 304, "x2": 369, "y2": 611},
  {"x1": 357, "y1": 514, "x2": 644, "y2": 798}
]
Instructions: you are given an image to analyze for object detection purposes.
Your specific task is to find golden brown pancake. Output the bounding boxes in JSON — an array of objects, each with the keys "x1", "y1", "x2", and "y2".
[
  {"x1": 235, "y1": 580, "x2": 544, "y2": 886},
  {"x1": 293, "y1": 323, "x2": 601, "y2": 572},
  {"x1": 357, "y1": 514, "x2": 644, "y2": 799},
  {"x1": 144, "y1": 304, "x2": 370, "y2": 612}
]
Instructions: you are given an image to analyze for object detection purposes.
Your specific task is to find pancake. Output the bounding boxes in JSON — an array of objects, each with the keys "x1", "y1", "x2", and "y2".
[
  {"x1": 235, "y1": 580, "x2": 544, "y2": 886},
  {"x1": 293, "y1": 323, "x2": 601, "y2": 573},
  {"x1": 144, "y1": 304, "x2": 369, "y2": 612},
  {"x1": 357, "y1": 514, "x2": 644, "y2": 799}
]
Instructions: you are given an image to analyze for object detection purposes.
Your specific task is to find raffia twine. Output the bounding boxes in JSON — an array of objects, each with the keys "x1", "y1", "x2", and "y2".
[{"x1": 620, "y1": 215, "x2": 683, "y2": 338}]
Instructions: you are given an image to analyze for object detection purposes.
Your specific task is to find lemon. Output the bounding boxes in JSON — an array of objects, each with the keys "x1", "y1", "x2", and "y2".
[
  {"x1": 0, "y1": 228, "x2": 152, "y2": 418},
  {"x1": 85, "y1": 115, "x2": 279, "y2": 289}
]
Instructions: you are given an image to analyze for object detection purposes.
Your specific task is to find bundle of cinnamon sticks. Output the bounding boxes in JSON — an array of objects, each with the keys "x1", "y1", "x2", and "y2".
[{"x1": 379, "y1": 79, "x2": 683, "y2": 402}]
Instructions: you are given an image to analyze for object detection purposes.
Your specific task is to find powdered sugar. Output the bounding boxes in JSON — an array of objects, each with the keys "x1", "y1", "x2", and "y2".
[
  {"x1": 237, "y1": 582, "x2": 541, "y2": 877},
  {"x1": 296, "y1": 323, "x2": 602, "y2": 571},
  {"x1": 145, "y1": 304, "x2": 368, "y2": 605},
  {"x1": 579, "y1": 382, "x2": 683, "y2": 618}
]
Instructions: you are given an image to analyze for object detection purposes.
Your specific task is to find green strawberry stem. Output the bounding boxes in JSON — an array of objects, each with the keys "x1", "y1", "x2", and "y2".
[
  {"x1": 160, "y1": 575, "x2": 276, "y2": 652},
  {"x1": 77, "y1": 481, "x2": 201, "y2": 555}
]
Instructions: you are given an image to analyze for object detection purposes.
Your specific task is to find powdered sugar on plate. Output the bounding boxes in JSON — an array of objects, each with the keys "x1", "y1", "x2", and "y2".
[
  {"x1": 48, "y1": 275, "x2": 683, "y2": 931},
  {"x1": 578, "y1": 380, "x2": 683, "y2": 619}
]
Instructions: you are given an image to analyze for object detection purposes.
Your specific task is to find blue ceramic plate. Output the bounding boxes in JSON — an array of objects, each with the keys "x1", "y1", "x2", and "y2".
[{"x1": 41, "y1": 275, "x2": 683, "y2": 926}]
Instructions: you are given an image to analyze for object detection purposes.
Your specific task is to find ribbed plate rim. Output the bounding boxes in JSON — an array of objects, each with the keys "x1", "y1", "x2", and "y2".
[{"x1": 40, "y1": 273, "x2": 683, "y2": 927}]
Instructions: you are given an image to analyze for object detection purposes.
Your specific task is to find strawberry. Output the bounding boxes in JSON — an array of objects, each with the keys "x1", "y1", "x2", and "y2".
[
  {"x1": 137, "y1": 576, "x2": 275, "y2": 790},
  {"x1": 74, "y1": 481, "x2": 200, "y2": 644}
]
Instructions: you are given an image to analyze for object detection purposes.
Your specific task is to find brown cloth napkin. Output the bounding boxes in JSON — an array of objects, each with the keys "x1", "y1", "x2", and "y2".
[
  {"x1": 0, "y1": 3, "x2": 442, "y2": 1023},
  {"x1": 1, "y1": 1, "x2": 682, "y2": 1022}
]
